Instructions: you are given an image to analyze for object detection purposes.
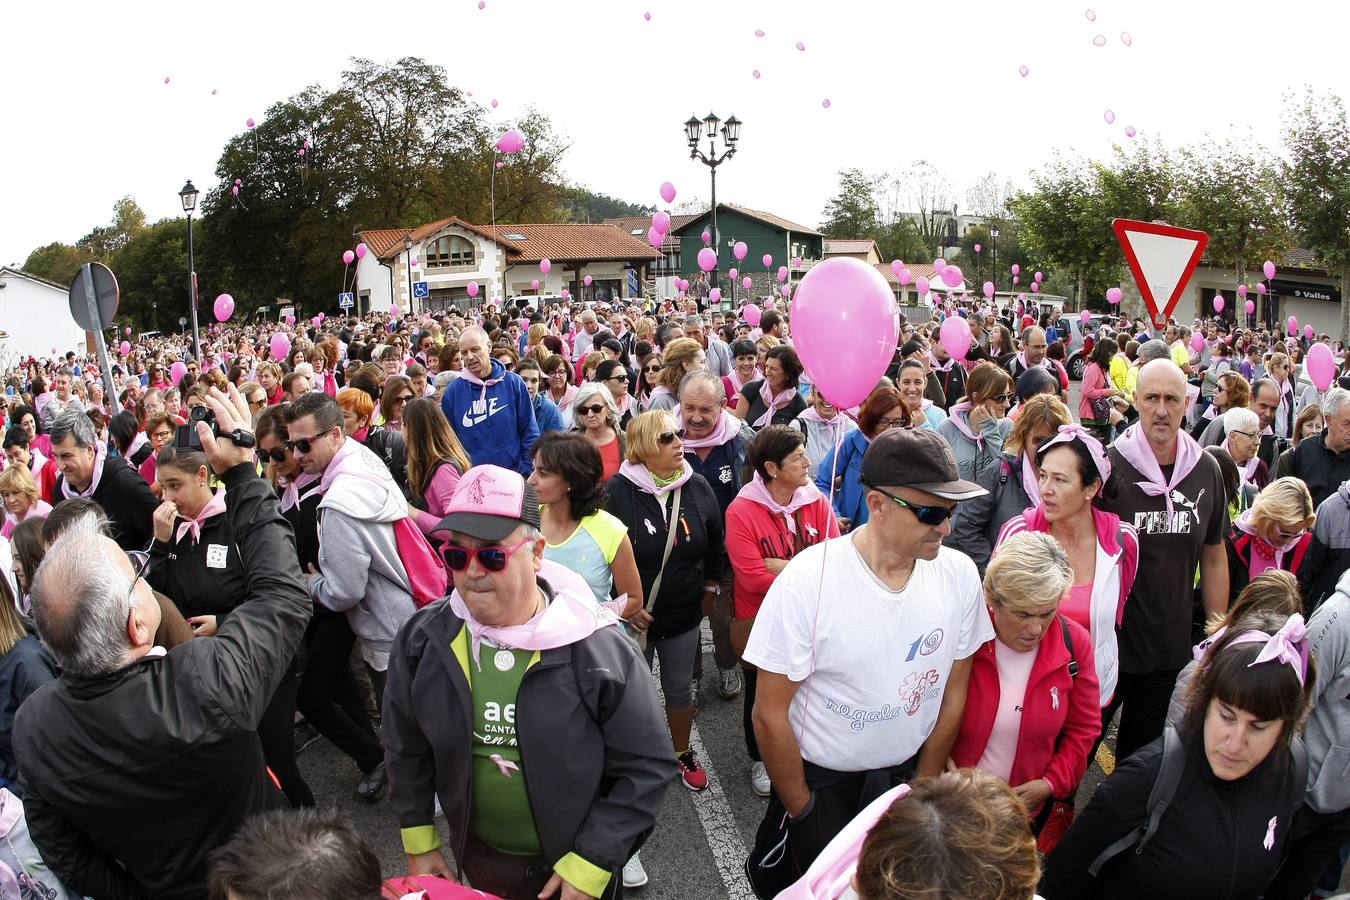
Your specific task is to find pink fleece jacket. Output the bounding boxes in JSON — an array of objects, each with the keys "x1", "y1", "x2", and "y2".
[{"x1": 412, "y1": 460, "x2": 464, "y2": 535}]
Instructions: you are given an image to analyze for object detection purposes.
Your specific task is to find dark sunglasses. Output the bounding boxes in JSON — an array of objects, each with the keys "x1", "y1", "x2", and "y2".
[
  {"x1": 657, "y1": 428, "x2": 685, "y2": 446},
  {"x1": 392, "y1": 394, "x2": 414, "y2": 405},
  {"x1": 442, "y1": 536, "x2": 534, "y2": 573},
  {"x1": 865, "y1": 483, "x2": 955, "y2": 526},
  {"x1": 286, "y1": 428, "x2": 333, "y2": 454},
  {"x1": 991, "y1": 392, "x2": 1015, "y2": 404},
  {"x1": 643, "y1": 365, "x2": 661, "y2": 373},
  {"x1": 256, "y1": 446, "x2": 289, "y2": 464},
  {"x1": 607, "y1": 373, "x2": 630, "y2": 383},
  {"x1": 577, "y1": 404, "x2": 606, "y2": 416}
]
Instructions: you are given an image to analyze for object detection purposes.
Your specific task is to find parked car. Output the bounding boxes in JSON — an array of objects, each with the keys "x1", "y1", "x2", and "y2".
[{"x1": 1062, "y1": 314, "x2": 1111, "y2": 380}]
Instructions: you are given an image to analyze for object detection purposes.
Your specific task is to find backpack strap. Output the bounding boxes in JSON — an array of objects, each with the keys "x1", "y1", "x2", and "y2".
[
  {"x1": 1289, "y1": 736, "x2": 1309, "y2": 813},
  {"x1": 1087, "y1": 725, "x2": 1186, "y2": 878},
  {"x1": 1059, "y1": 616, "x2": 1078, "y2": 679}
]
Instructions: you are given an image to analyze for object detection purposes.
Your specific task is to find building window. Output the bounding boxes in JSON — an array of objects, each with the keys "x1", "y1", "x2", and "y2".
[{"x1": 426, "y1": 235, "x2": 476, "y2": 269}]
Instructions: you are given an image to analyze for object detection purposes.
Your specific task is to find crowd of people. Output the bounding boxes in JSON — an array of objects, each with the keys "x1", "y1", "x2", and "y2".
[{"x1": 0, "y1": 292, "x2": 1345, "y2": 899}]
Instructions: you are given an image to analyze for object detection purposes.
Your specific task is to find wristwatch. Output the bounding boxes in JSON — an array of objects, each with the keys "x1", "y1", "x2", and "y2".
[{"x1": 702, "y1": 584, "x2": 721, "y2": 595}]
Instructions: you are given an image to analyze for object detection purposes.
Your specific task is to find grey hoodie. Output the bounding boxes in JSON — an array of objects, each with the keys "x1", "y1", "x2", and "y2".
[
  {"x1": 307, "y1": 438, "x2": 416, "y2": 658},
  {"x1": 1305, "y1": 573, "x2": 1350, "y2": 813}
]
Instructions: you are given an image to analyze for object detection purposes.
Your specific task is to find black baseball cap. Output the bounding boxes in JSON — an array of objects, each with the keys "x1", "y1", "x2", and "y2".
[{"x1": 860, "y1": 428, "x2": 986, "y2": 502}]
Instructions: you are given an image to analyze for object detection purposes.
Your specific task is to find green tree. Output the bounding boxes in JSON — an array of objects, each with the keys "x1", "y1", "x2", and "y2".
[
  {"x1": 21, "y1": 242, "x2": 91, "y2": 285},
  {"x1": 876, "y1": 217, "x2": 930, "y2": 266},
  {"x1": 109, "y1": 218, "x2": 188, "y2": 333},
  {"x1": 1284, "y1": 90, "x2": 1350, "y2": 340},
  {"x1": 820, "y1": 168, "x2": 881, "y2": 237}
]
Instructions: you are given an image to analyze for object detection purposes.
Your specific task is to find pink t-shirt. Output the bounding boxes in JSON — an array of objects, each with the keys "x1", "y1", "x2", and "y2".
[
  {"x1": 976, "y1": 639, "x2": 1038, "y2": 782},
  {"x1": 1059, "y1": 582, "x2": 1094, "y2": 634}
]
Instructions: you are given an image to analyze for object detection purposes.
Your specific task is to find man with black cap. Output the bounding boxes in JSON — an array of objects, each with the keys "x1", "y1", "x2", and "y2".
[
  {"x1": 742, "y1": 428, "x2": 994, "y2": 897},
  {"x1": 384, "y1": 464, "x2": 673, "y2": 900}
]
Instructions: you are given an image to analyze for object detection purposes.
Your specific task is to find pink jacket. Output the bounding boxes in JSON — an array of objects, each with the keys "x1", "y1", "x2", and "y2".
[
  {"x1": 1078, "y1": 361, "x2": 1113, "y2": 421},
  {"x1": 412, "y1": 459, "x2": 464, "y2": 535}
]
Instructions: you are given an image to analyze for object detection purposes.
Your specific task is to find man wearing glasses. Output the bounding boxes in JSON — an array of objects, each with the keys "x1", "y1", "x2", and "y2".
[
  {"x1": 742, "y1": 428, "x2": 992, "y2": 896},
  {"x1": 386, "y1": 465, "x2": 672, "y2": 900},
  {"x1": 15, "y1": 385, "x2": 312, "y2": 900}
]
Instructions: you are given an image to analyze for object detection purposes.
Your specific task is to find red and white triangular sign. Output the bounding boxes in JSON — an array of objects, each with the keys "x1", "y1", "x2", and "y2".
[{"x1": 1111, "y1": 219, "x2": 1209, "y2": 328}]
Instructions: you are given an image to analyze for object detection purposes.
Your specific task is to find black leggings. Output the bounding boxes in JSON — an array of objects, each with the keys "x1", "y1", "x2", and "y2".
[
  {"x1": 742, "y1": 665, "x2": 760, "y2": 762},
  {"x1": 296, "y1": 609, "x2": 383, "y2": 774},
  {"x1": 257, "y1": 670, "x2": 315, "y2": 808}
]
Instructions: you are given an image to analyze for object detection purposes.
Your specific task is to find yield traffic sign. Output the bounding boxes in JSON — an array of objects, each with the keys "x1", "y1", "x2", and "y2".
[{"x1": 1111, "y1": 219, "x2": 1209, "y2": 328}]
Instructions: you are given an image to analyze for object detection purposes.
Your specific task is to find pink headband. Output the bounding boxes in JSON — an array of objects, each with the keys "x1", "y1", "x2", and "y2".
[
  {"x1": 1037, "y1": 424, "x2": 1111, "y2": 485},
  {"x1": 1226, "y1": 614, "x2": 1310, "y2": 686}
]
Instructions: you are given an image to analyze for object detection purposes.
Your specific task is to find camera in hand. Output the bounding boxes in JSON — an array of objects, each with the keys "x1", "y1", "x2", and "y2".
[{"x1": 173, "y1": 405, "x2": 217, "y2": 450}]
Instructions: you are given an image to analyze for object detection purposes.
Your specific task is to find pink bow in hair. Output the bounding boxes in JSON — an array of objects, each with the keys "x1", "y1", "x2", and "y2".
[{"x1": 1228, "y1": 614, "x2": 1310, "y2": 686}]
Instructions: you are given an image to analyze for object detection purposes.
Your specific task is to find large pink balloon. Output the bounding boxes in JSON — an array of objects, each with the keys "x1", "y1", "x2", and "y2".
[
  {"x1": 697, "y1": 247, "x2": 718, "y2": 272},
  {"x1": 763, "y1": 299, "x2": 775, "y2": 311},
  {"x1": 1190, "y1": 333, "x2": 1205, "y2": 354},
  {"x1": 1257, "y1": 283, "x2": 1267, "y2": 295},
  {"x1": 1305, "y1": 324, "x2": 1316, "y2": 340},
  {"x1": 647, "y1": 226, "x2": 664, "y2": 247},
  {"x1": 1288, "y1": 316, "x2": 1299, "y2": 336},
  {"x1": 1011, "y1": 264, "x2": 1021, "y2": 276},
  {"x1": 540, "y1": 258, "x2": 552, "y2": 274},
  {"x1": 762, "y1": 254, "x2": 773, "y2": 268},
  {"x1": 170, "y1": 362, "x2": 188, "y2": 386},
  {"x1": 915, "y1": 276, "x2": 930, "y2": 296},
  {"x1": 1034, "y1": 271, "x2": 1044, "y2": 283},
  {"x1": 355, "y1": 243, "x2": 368, "y2": 260},
  {"x1": 1213, "y1": 295, "x2": 1225, "y2": 313},
  {"x1": 890, "y1": 259, "x2": 904, "y2": 278},
  {"x1": 1263, "y1": 260, "x2": 1277, "y2": 281},
  {"x1": 583, "y1": 275, "x2": 593, "y2": 286},
  {"x1": 733, "y1": 241, "x2": 748, "y2": 261},
  {"x1": 125, "y1": 326, "x2": 132, "y2": 336},
  {"x1": 1307, "y1": 342, "x2": 1336, "y2": 391},
  {"x1": 1106, "y1": 287, "x2": 1122, "y2": 304},
  {"x1": 213, "y1": 293, "x2": 235, "y2": 322},
  {"x1": 932, "y1": 258, "x2": 947, "y2": 275},
  {"x1": 742, "y1": 304, "x2": 761, "y2": 327},
  {"x1": 1030, "y1": 282, "x2": 1039, "y2": 293},
  {"x1": 791, "y1": 258, "x2": 898, "y2": 409},
  {"x1": 496, "y1": 129, "x2": 525, "y2": 154},
  {"x1": 285, "y1": 315, "x2": 296, "y2": 325},
  {"x1": 729, "y1": 267, "x2": 738, "y2": 279},
  {"x1": 119, "y1": 340, "x2": 130, "y2": 356},
  {"x1": 531, "y1": 279, "x2": 540, "y2": 290},
  {"x1": 1244, "y1": 299, "x2": 1255, "y2": 314},
  {"x1": 777, "y1": 266, "x2": 788, "y2": 283},
  {"x1": 938, "y1": 316, "x2": 972, "y2": 362},
  {"x1": 652, "y1": 211, "x2": 671, "y2": 233},
  {"x1": 1237, "y1": 284, "x2": 1248, "y2": 297},
  {"x1": 709, "y1": 288, "x2": 721, "y2": 303},
  {"x1": 467, "y1": 281, "x2": 480, "y2": 298},
  {"x1": 941, "y1": 265, "x2": 963, "y2": 288},
  {"x1": 983, "y1": 281, "x2": 995, "y2": 300},
  {"x1": 343, "y1": 250, "x2": 355, "y2": 266},
  {"x1": 898, "y1": 268, "x2": 912, "y2": 286},
  {"x1": 1080, "y1": 310, "x2": 1092, "y2": 324},
  {"x1": 659, "y1": 182, "x2": 677, "y2": 204},
  {"x1": 270, "y1": 332, "x2": 290, "y2": 361}
]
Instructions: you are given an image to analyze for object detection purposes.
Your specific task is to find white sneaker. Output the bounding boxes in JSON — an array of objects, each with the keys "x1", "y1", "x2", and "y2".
[
  {"x1": 750, "y1": 761, "x2": 771, "y2": 798},
  {"x1": 623, "y1": 852, "x2": 648, "y2": 889}
]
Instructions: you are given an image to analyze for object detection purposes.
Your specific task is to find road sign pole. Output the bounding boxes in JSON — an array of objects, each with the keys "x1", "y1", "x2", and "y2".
[{"x1": 81, "y1": 265, "x2": 122, "y2": 415}]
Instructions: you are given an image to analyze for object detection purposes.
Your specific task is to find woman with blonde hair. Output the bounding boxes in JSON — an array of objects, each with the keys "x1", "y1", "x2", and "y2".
[
  {"x1": 401, "y1": 397, "x2": 470, "y2": 537},
  {"x1": 0, "y1": 465, "x2": 50, "y2": 539},
  {"x1": 1267, "y1": 351, "x2": 1297, "y2": 439},
  {"x1": 569, "y1": 382, "x2": 625, "y2": 481},
  {"x1": 256, "y1": 361, "x2": 284, "y2": 405},
  {"x1": 937, "y1": 362, "x2": 1016, "y2": 483},
  {"x1": 648, "y1": 338, "x2": 705, "y2": 412},
  {"x1": 1228, "y1": 476, "x2": 1316, "y2": 598}
]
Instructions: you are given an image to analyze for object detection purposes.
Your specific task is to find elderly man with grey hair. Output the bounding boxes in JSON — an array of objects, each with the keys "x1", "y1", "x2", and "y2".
[
  {"x1": 48, "y1": 409, "x2": 159, "y2": 551},
  {"x1": 1285, "y1": 386, "x2": 1350, "y2": 508},
  {"x1": 438, "y1": 325, "x2": 538, "y2": 474},
  {"x1": 682, "y1": 315, "x2": 732, "y2": 377},
  {"x1": 14, "y1": 385, "x2": 311, "y2": 900}
]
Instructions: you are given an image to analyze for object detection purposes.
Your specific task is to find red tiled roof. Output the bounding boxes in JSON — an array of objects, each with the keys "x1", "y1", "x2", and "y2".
[
  {"x1": 603, "y1": 214, "x2": 697, "y2": 253},
  {"x1": 358, "y1": 217, "x2": 513, "y2": 261},
  {"x1": 492, "y1": 223, "x2": 662, "y2": 262},
  {"x1": 1281, "y1": 248, "x2": 1322, "y2": 270},
  {"x1": 825, "y1": 239, "x2": 878, "y2": 255}
]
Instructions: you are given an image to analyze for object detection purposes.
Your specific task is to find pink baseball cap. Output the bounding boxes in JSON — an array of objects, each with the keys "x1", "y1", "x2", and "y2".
[{"x1": 435, "y1": 465, "x2": 541, "y2": 542}]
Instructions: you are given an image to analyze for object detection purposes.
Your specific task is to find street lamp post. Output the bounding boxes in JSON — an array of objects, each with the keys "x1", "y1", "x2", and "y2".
[
  {"x1": 404, "y1": 235, "x2": 415, "y2": 315},
  {"x1": 179, "y1": 180, "x2": 201, "y2": 359},
  {"x1": 989, "y1": 225, "x2": 1000, "y2": 304},
  {"x1": 685, "y1": 112, "x2": 741, "y2": 294}
]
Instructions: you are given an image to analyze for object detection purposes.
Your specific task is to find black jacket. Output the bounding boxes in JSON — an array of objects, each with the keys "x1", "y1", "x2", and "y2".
[
  {"x1": 384, "y1": 584, "x2": 675, "y2": 881},
  {"x1": 0, "y1": 631, "x2": 54, "y2": 795},
  {"x1": 278, "y1": 478, "x2": 323, "y2": 571},
  {"x1": 741, "y1": 379, "x2": 808, "y2": 430},
  {"x1": 146, "y1": 490, "x2": 246, "y2": 621},
  {"x1": 605, "y1": 472, "x2": 725, "y2": 641},
  {"x1": 1042, "y1": 733, "x2": 1304, "y2": 900},
  {"x1": 54, "y1": 455, "x2": 160, "y2": 551},
  {"x1": 1286, "y1": 432, "x2": 1350, "y2": 508},
  {"x1": 364, "y1": 425, "x2": 410, "y2": 497},
  {"x1": 14, "y1": 464, "x2": 311, "y2": 900}
]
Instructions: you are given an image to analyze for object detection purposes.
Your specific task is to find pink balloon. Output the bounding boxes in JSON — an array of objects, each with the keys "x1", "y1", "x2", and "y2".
[
  {"x1": 1106, "y1": 287, "x2": 1123, "y2": 305},
  {"x1": 890, "y1": 260, "x2": 904, "y2": 278},
  {"x1": 1308, "y1": 342, "x2": 1336, "y2": 391},
  {"x1": 1257, "y1": 283, "x2": 1267, "y2": 295},
  {"x1": 1085, "y1": 8, "x2": 1096, "y2": 21},
  {"x1": 1305, "y1": 324, "x2": 1316, "y2": 340},
  {"x1": 764, "y1": 299, "x2": 776, "y2": 311},
  {"x1": 1244, "y1": 299, "x2": 1255, "y2": 314},
  {"x1": 1013, "y1": 275, "x2": 1020, "y2": 285},
  {"x1": 659, "y1": 181, "x2": 676, "y2": 204},
  {"x1": 790, "y1": 258, "x2": 898, "y2": 409},
  {"x1": 1190, "y1": 333, "x2": 1205, "y2": 354},
  {"x1": 355, "y1": 243, "x2": 368, "y2": 260},
  {"x1": 796, "y1": 41, "x2": 805, "y2": 51},
  {"x1": 491, "y1": 100, "x2": 499, "y2": 109},
  {"x1": 231, "y1": 186, "x2": 239, "y2": 196},
  {"x1": 343, "y1": 250, "x2": 355, "y2": 265},
  {"x1": 1093, "y1": 34, "x2": 1106, "y2": 46},
  {"x1": 298, "y1": 149, "x2": 305, "y2": 157},
  {"x1": 733, "y1": 241, "x2": 748, "y2": 261},
  {"x1": 932, "y1": 258, "x2": 947, "y2": 274},
  {"x1": 983, "y1": 281, "x2": 995, "y2": 300},
  {"x1": 390, "y1": 305, "x2": 400, "y2": 317},
  {"x1": 938, "y1": 316, "x2": 972, "y2": 362},
  {"x1": 1103, "y1": 109, "x2": 1115, "y2": 124},
  {"x1": 1011, "y1": 264, "x2": 1021, "y2": 275},
  {"x1": 170, "y1": 362, "x2": 188, "y2": 386},
  {"x1": 792, "y1": 256, "x2": 802, "y2": 268},
  {"x1": 1121, "y1": 31, "x2": 1133, "y2": 46},
  {"x1": 1034, "y1": 271, "x2": 1044, "y2": 283},
  {"x1": 562, "y1": 289, "x2": 570, "y2": 299},
  {"x1": 940, "y1": 265, "x2": 963, "y2": 288},
  {"x1": 898, "y1": 268, "x2": 912, "y2": 286},
  {"x1": 1237, "y1": 284, "x2": 1248, "y2": 297},
  {"x1": 742, "y1": 305, "x2": 762, "y2": 327},
  {"x1": 285, "y1": 315, "x2": 296, "y2": 325},
  {"x1": 540, "y1": 259, "x2": 552, "y2": 274},
  {"x1": 973, "y1": 244, "x2": 982, "y2": 254},
  {"x1": 647, "y1": 227, "x2": 665, "y2": 248},
  {"x1": 1019, "y1": 65, "x2": 1029, "y2": 77},
  {"x1": 1263, "y1": 260, "x2": 1277, "y2": 280},
  {"x1": 697, "y1": 248, "x2": 718, "y2": 272},
  {"x1": 411, "y1": 258, "x2": 418, "y2": 267},
  {"x1": 1125, "y1": 126, "x2": 1137, "y2": 138},
  {"x1": 213, "y1": 293, "x2": 235, "y2": 322},
  {"x1": 752, "y1": 70, "x2": 761, "y2": 80},
  {"x1": 1080, "y1": 310, "x2": 1092, "y2": 324},
  {"x1": 755, "y1": 28, "x2": 765, "y2": 37},
  {"x1": 124, "y1": 327, "x2": 132, "y2": 336},
  {"x1": 777, "y1": 266, "x2": 788, "y2": 283},
  {"x1": 246, "y1": 118, "x2": 255, "y2": 128},
  {"x1": 915, "y1": 276, "x2": 931, "y2": 296},
  {"x1": 709, "y1": 288, "x2": 722, "y2": 304},
  {"x1": 467, "y1": 281, "x2": 480, "y2": 298},
  {"x1": 729, "y1": 267, "x2": 738, "y2": 279},
  {"x1": 119, "y1": 341, "x2": 130, "y2": 356},
  {"x1": 1030, "y1": 282, "x2": 1040, "y2": 293},
  {"x1": 1288, "y1": 316, "x2": 1299, "y2": 336},
  {"x1": 762, "y1": 254, "x2": 773, "y2": 268},
  {"x1": 701, "y1": 229, "x2": 711, "y2": 244},
  {"x1": 496, "y1": 129, "x2": 525, "y2": 154},
  {"x1": 653, "y1": 211, "x2": 671, "y2": 233},
  {"x1": 531, "y1": 279, "x2": 539, "y2": 290},
  {"x1": 742, "y1": 276, "x2": 753, "y2": 290},
  {"x1": 821, "y1": 99, "x2": 831, "y2": 109},
  {"x1": 583, "y1": 275, "x2": 593, "y2": 286},
  {"x1": 1213, "y1": 295, "x2": 1225, "y2": 313}
]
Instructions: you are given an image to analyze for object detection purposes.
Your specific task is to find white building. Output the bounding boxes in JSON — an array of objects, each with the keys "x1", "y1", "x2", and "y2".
[{"x1": 0, "y1": 268, "x2": 89, "y2": 365}]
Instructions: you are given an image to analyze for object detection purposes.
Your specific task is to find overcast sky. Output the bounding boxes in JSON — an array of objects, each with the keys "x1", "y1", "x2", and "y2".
[{"x1": 5, "y1": 0, "x2": 1348, "y2": 268}]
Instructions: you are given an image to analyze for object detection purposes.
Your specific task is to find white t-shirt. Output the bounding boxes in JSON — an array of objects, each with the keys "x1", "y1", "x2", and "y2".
[
  {"x1": 976, "y1": 639, "x2": 1038, "y2": 782},
  {"x1": 744, "y1": 532, "x2": 992, "y2": 771}
]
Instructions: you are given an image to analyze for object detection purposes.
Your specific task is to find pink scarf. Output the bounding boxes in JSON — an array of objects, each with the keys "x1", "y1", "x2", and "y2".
[
  {"x1": 729, "y1": 366, "x2": 762, "y2": 396},
  {"x1": 796, "y1": 406, "x2": 843, "y2": 442},
  {"x1": 778, "y1": 784, "x2": 912, "y2": 899},
  {"x1": 2, "y1": 499, "x2": 51, "y2": 540},
  {"x1": 1020, "y1": 451, "x2": 1041, "y2": 505},
  {"x1": 320, "y1": 371, "x2": 338, "y2": 397},
  {"x1": 753, "y1": 381, "x2": 797, "y2": 428},
  {"x1": 1234, "y1": 508, "x2": 1304, "y2": 582},
  {"x1": 928, "y1": 350, "x2": 956, "y2": 373},
  {"x1": 1112, "y1": 422, "x2": 1202, "y2": 518},
  {"x1": 175, "y1": 489, "x2": 228, "y2": 544},
  {"x1": 280, "y1": 471, "x2": 321, "y2": 512},
  {"x1": 678, "y1": 409, "x2": 742, "y2": 449},
  {"x1": 448, "y1": 559, "x2": 620, "y2": 670},
  {"x1": 618, "y1": 459, "x2": 693, "y2": 496},
  {"x1": 738, "y1": 472, "x2": 820, "y2": 534},
  {"x1": 1222, "y1": 436, "x2": 1261, "y2": 486},
  {"x1": 59, "y1": 441, "x2": 108, "y2": 500},
  {"x1": 647, "y1": 384, "x2": 672, "y2": 404},
  {"x1": 459, "y1": 363, "x2": 506, "y2": 406},
  {"x1": 945, "y1": 401, "x2": 986, "y2": 445},
  {"x1": 549, "y1": 383, "x2": 578, "y2": 412}
]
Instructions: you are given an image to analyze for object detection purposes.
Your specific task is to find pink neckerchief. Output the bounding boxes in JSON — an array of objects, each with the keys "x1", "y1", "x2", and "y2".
[
  {"x1": 280, "y1": 471, "x2": 321, "y2": 512},
  {"x1": 679, "y1": 409, "x2": 742, "y2": 449},
  {"x1": 796, "y1": 406, "x2": 843, "y2": 442},
  {"x1": 729, "y1": 366, "x2": 762, "y2": 395},
  {"x1": 1234, "y1": 508, "x2": 1304, "y2": 581},
  {"x1": 459, "y1": 363, "x2": 506, "y2": 405},
  {"x1": 320, "y1": 371, "x2": 338, "y2": 397},
  {"x1": 1112, "y1": 422, "x2": 1202, "y2": 518},
  {"x1": 647, "y1": 384, "x2": 672, "y2": 403},
  {"x1": 778, "y1": 784, "x2": 912, "y2": 899},
  {"x1": 928, "y1": 350, "x2": 956, "y2": 373},
  {"x1": 1020, "y1": 451, "x2": 1041, "y2": 505},
  {"x1": 753, "y1": 381, "x2": 797, "y2": 428},
  {"x1": 448, "y1": 560, "x2": 620, "y2": 670},
  {"x1": 945, "y1": 400, "x2": 985, "y2": 445},
  {"x1": 738, "y1": 472, "x2": 821, "y2": 534},
  {"x1": 618, "y1": 459, "x2": 693, "y2": 496},
  {"x1": 1222, "y1": 436, "x2": 1261, "y2": 486},
  {"x1": 175, "y1": 489, "x2": 227, "y2": 545},
  {"x1": 59, "y1": 441, "x2": 108, "y2": 500},
  {"x1": 550, "y1": 383, "x2": 578, "y2": 411},
  {"x1": 3, "y1": 499, "x2": 52, "y2": 539}
]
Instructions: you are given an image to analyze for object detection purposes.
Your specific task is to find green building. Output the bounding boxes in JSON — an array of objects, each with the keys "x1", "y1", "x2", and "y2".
[{"x1": 673, "y1": 204, "x2": 823, "y2": 284}]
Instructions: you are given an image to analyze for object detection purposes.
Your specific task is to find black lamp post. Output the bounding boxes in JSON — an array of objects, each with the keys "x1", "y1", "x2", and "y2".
[
  {"x1": 686, "y1": 111, "x2": 741, "y2": 293},
  {"x1": 989, "y1": 225, "x2": 1000, "y2": 301},
  {"x1": 179, "y1": 180, "x2": 200, "y2": 358},
  {"x1": 404, "y1": 234, "x2": 415, "y2": 314}
]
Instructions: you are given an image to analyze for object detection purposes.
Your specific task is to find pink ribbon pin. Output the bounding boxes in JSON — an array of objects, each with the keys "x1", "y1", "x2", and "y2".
[
  {"x1": 1263, "y1": 815, "x2": 1278, "y2": 851},
  {"x1": 489, "y1": 754, "x2": 520, "y2": 778}
]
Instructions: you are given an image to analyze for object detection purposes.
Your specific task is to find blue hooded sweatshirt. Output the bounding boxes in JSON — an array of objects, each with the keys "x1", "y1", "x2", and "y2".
[{"x1": 440, "y1": 359, "x2": 539, "y2": 475}]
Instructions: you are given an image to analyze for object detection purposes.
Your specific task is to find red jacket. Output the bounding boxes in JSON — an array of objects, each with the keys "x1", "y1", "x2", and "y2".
[
  {"x1": 949, "y1": 610, "x2": 1101, "y2": 811},
  {"x1": 725, "y1": 492, "x2": 839, "y2": 620}
]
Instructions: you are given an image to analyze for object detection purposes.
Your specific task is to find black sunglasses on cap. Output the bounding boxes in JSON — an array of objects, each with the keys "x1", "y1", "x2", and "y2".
[{"x1": 864, "y1": 483, "x2": 955, "y2": 526}]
